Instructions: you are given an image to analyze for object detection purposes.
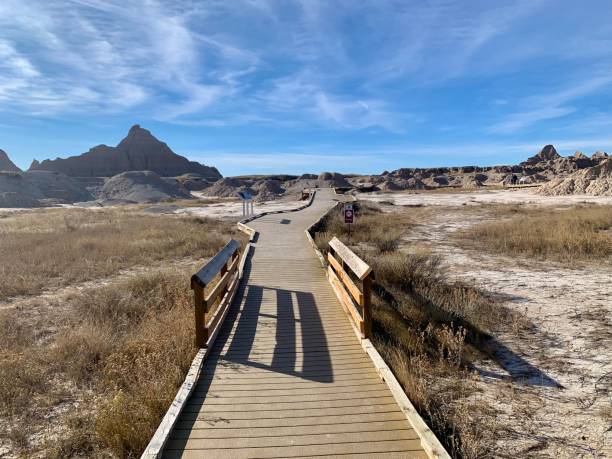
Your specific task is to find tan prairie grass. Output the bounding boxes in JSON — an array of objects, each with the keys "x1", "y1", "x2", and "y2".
[
  {"x1": 312, "y1": 201, "x2": 514, "y2": 458},
  {"x1": 364, "y1": 250, "x2": 506, "y2": 458},
  {"x1": 460, "y1": 204, "x2": 612, "y2": 262},
  {"x1": 0, "y1": 268, "x2": 198, "y2": 458},
  {"x1": 0, "y1": 207, "x2": 234, "y2": 300},
  {"x1": 314, "y1": 201, "x2": 413, "y2": 254}
]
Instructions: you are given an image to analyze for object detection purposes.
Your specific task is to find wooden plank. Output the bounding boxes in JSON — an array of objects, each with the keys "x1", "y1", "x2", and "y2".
[
  {"x1": 163, "y1": 439, "x2": 425, "y2": 458},
  {"x1": 204, "y1": 255, "x2": 239, "y2": 307},
  {"x1": 192, "y1": 383, "x2": 386, "y2": 397},
  {"x1": 204, "y1": 273, "x2": 241, "y2": 351},
  {"x1": 328, "y1": 265, "x2": 365, "y2": 335},
  {"x1": 199, "y1": 366, "x2": 377, "y2": 380},
  {"x1": 329, "y1": 236, "x2": 372, "y2": 280},
  {"x1": 171, "y1": 420, "x2": 414, "y2": 439},
  {"x1": 191, "y1": 239, "x2": 240, "y2": 288},
  {"x1": 327, "y1": 252, "x2": 364, "y2": 305},
  {"x1": 176, "y1": 411, "x2": 408, "y2": 430},
  {"x1": 192, "y1": 378, "x2": 385, "y2": 394},
  {"x1": 188, "y1": 389, "x2": 392, "y2": 405},
  {"x1": 183, "y1": 393, "x2": 395, "y2": 413},
  {"x1": 204, "y1": 272, "x2": 239, "y2": 336},
  {"x1": 165, "y1": 429, "x2": 419, "y2": 450},
  {"x1": 175, "y1": 402, "x2": 401, "y2": 422}
]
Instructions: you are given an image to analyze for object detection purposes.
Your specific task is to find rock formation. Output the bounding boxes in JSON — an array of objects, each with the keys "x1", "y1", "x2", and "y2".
[
  {"x1": 522, "y1": 145, "x2": 561, "y2": 165},
  {"x1": 0, "y1": 170, "x2": 92, "y2": 207},
  {"x1": 29, "y1": 125, "x2": 222, "y2": 179},
  {"x1": 317, "y1": 172, "x2": 352, "y2": 188},
  {"x1": 175, "y1": 173, "x2": 214, "y2": 192},
  {"x1": 538, "y1": 159, "x2": 612, "y2": 196},
  {"x1": 99, "y1": 171, "x2": 192, "y2": 203},
  {"x1": 592, "y1": 151, "x2": 609, "y2": 161},
  {"x1": 0, "y1": 149, "x2": 21, "y2": 172}
]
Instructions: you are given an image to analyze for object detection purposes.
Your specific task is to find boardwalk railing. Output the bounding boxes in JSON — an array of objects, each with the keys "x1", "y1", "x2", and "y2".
[
  {"x1": 327, "y1": 236, "x2": 373, "y2": 338},
  {"x1": 191, "y1": 239, "x2": 241, "y2": 348}
]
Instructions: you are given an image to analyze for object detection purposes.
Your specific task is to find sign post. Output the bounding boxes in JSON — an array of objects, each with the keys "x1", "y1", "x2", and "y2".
[
  {"x1": 344, "y1": 203, "x2": 354, "y2": 237},
  {"x1": 237, "y1": 191, "x2": 254, "y2": 217}
]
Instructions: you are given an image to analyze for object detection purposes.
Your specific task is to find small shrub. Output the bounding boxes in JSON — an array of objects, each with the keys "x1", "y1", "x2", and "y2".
[
  {"x1": 52, "y1": 325, "x2": 115, "y2": 384},
  {"x1": 371, "y1": 229, "x2": 403, "y2": 252},
  {"x1": 0, "y1": 355, "x2": 47, "y2": 415}
]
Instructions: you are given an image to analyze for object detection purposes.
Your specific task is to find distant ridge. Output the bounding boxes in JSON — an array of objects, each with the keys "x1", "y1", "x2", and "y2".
[
  {"x1": 29, "y1": 125, "x2": 222, "y2": 179},
  {"x1": 0, "y1": 149, "x2": 21, "y2": 172}
]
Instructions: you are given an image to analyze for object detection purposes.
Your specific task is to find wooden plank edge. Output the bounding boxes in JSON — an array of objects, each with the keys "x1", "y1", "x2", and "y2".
[
  {"x1": 361, "y1": 339, "x2": 451, "y2": 459},
  {"x1": 305, "y1": 229, "x2": 326, "y2": 268},
  {"x1": 141, "y1": 346, "x2": 210, "y2": 459},
  {"x1": 304, "y1": 200, "x2": 343, "y2": 269}
]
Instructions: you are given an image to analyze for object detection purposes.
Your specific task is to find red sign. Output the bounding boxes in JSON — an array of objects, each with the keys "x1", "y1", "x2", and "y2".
[{"x1": 344, "y1": 204, "x2": 354, "y2": 224}]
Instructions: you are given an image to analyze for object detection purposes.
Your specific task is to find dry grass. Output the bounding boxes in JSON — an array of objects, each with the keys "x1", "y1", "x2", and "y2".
[
  {"x1": 314, "y1": 201, "x2": 413, "y2": 254},
  {"x1": 0, "y1": 207, "x2": 233, "y2": 300},
  {"x1": 460, "y1": 204, "x2": 612, "y2": 262},
  {"x1": 0, "y1": 269, "x2": 199, "y2": 457},
  {"x1": 312, "y1": 201, "x2": 516, "y2": 458},
  {"x1": 0, "y1": 207, "x2": 237, "y2": 457}
]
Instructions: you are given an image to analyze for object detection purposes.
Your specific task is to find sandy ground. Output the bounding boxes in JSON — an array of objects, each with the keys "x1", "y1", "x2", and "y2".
[
  {"x1": 173, "y1": 197, "x2": 307, "y2": 219},
  {"x1": 361, "y1": 189, "x2": 612, "y2": 458},
  {"x1": 0, "y1": 196, "x2": 309, "y2": 219},
  {"x1": 357, "y1": 188, "x2": 612, "y2": 207}
]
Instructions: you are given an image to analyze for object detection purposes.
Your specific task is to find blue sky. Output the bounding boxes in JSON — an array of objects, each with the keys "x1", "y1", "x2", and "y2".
[{"x1": 1, "y1": 0, "x2": 612, "y2": 176}]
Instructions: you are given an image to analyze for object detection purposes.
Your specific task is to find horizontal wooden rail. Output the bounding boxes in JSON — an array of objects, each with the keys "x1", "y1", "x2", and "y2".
[
  {"x1": 191, "y1": 239, "x2": 241, "y2": 348},
  {"x1": 327, "y1": 236, "x2": 373, "y2": 338}
]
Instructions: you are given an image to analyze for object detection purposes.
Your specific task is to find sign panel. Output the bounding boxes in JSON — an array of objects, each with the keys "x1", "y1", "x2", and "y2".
[
  {"x1": 237, "y1": 191, "x2": 253, "y2": 201},
  {"x1": 344, "y1": 204, "x2": 354, "y2": 224}
]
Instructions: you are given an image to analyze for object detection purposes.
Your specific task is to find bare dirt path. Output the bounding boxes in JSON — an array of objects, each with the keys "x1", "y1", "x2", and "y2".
[{"x1": 361, "y1": 191, "x2": 612, "y2": 458}]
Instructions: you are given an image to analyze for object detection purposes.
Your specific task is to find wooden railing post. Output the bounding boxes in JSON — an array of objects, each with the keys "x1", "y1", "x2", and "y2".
[
  {"x1": 190, "y1": 239, "x2": 242, "y2": 349},
  {"x1": 193, "y1": 283, "x2": 207, "y2": 348},
  {"x1": 362, "y1": 273, "x2": 372, "y2": 339}
]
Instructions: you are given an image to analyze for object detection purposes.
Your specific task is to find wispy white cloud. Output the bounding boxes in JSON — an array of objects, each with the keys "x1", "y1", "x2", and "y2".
[
  {"x1": 490, "y1": 74, "x2": 612, "y2": 133},
  {"x1": 1, "y1": 0, "x2": 611, "y2": 142}
]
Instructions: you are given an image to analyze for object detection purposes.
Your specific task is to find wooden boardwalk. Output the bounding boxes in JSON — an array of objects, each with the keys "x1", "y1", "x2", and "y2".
[{"x1": 162, "y1": 189, "x2": 429, "y2": 458}]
